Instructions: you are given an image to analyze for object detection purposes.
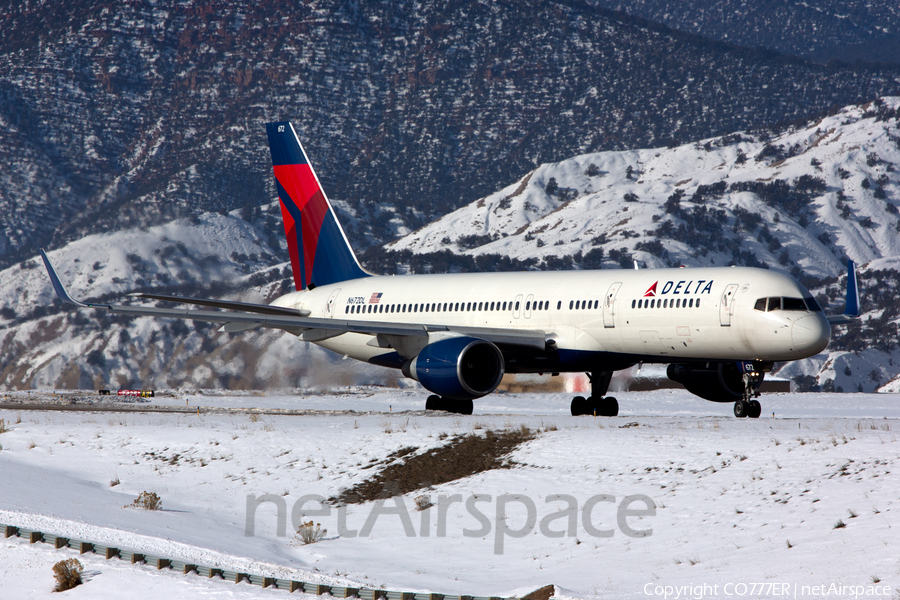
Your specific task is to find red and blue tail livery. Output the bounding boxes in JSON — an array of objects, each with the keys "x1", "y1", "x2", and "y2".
[{"x1": 266, "y1": 122, "x2": 369, "y2": 290}]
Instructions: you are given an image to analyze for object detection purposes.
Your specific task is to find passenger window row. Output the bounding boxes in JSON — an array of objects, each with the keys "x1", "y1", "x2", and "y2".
[
  {"x1": 631, "y1": 298, "x2": 700, "y2": 309},
  {"x1": 569, "y1": 300, "x2": 599, "y2": 310},
  {"x1": 343, "y1": 297, "x2": 602, "y2": 315},
  {"x1": 345, "y1": 300, "x2": 524, "y2": 315},
  {"x1": 342, "y1": 293, "x2": 819, "y2": 316}
]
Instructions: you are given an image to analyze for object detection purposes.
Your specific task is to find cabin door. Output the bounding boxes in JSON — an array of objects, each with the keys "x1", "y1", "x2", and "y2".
[
  {"x1": 719, "y1": 284, "x2": 739, "y2": 326},
  {"x1": 325, "y1": 289, "x2": 341, "y2": 318},
  {"x1": 603, "y1": 282, "x2": 623, "y2": 328},
  {"x1": 524, "y1": 294, "x2": 534, "y2": 319}
]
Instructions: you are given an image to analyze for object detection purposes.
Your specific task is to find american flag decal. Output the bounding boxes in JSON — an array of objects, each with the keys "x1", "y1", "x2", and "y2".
[{"x1": 369, "y1": 292, "x2": 383, "y2": 304}]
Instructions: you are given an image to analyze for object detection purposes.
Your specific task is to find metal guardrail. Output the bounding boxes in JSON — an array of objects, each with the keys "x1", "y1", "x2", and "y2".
[{"x1": 3, "y1": 523, "x2": 508, "y2": 600}]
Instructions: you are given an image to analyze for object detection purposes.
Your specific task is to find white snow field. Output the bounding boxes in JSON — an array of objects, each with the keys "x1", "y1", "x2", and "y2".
[{"x1": 1, "y1": 389, "x2": 898, "y2": 599}]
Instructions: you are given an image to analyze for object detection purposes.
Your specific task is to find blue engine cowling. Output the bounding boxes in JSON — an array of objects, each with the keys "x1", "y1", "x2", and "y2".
[{"x1": 402, "y1": 337, "x2": 505, "y2": 400}]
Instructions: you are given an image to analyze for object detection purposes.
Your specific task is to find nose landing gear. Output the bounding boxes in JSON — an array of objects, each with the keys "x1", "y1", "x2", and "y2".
[
  {"x1": 571, "y1": 371, "x2": 619, "y2": 416},
  {"x1": 733, "y1": 399, "x2": 761, "y2": 418},
  {"x1": 733, "y1": 370, "x2": 762, "y2": 418}
]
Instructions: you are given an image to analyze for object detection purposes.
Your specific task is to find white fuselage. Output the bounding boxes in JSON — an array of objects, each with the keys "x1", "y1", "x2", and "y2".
[{"x1": 270, "y1": 266, "x2": 831, "y2": 371}]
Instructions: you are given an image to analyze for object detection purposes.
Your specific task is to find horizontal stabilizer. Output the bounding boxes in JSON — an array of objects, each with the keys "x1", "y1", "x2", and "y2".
[{"x1": 129, "y1": 292, "x2": 311, "y2": 317}]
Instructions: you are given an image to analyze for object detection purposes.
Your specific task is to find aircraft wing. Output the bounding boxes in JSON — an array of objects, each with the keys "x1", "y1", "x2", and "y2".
[
  {"x1": 127, "y1": 292, "x2": 312, "y2": 317},
  {"x1": 827, "y1": 259, "x2": 861, "y2": 325},
  {"x1": 40, "y1": 249, "x2": 550, "y2": 352}
]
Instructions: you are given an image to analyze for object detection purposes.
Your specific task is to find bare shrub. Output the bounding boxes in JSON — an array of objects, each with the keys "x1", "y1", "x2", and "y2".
[
  {"x1": 52, "y1": 558, "x2": 84, "y2": 591},
  {"x1": 0, "y1": 419, "x2": 9, "y2": 434},
  {"x1": 110, "y1": 476, "x2": 120, "y2": 487},
  {"x1": 126, "y1": 491, "x2": 162, "y2": 510},
  {"x1": 414, "y1": 495, "x2": 433, "y2": 511},
  {"x1": 296, "y1": 521, "x2": 326, "y2": 545}
]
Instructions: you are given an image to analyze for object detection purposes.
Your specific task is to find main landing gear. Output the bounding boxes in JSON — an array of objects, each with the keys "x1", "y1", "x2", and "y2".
[
  {"x1": 425, "y1": 395, "x2": 474, "y2": 415},
  {"x1": 571, "y1": 371, "x2": 619, "y2": 416},
  {"x1": 733, "y1": 369, "x2": 763, "y2": 418}
]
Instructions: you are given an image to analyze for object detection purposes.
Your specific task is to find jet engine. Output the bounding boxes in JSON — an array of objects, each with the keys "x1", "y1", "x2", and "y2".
[
  {"x1": 666, "y1": 362, "x2": 763, "y2": 402},
  {"x1": 402, "y1": 337, "x2": 504, "y2": 400}
]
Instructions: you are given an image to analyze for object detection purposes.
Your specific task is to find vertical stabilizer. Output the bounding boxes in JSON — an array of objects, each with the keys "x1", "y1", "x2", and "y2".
[{"x1": 266, "y1": 122, "x2": 369, "y2": 290}]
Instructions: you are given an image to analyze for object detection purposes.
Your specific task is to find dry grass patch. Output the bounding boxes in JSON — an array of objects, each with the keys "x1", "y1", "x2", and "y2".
[
  {"x1": 332, "y1": 426, "x2": 536, "y2": 504},
  {"x1": 523, "y1": 585, "x2": 555, "y2": 600}
]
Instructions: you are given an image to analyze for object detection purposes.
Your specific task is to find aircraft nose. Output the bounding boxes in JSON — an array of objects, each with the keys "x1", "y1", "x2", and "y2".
[{"x1": 792, "y1": 314, "x2": 830, "y2": 354}]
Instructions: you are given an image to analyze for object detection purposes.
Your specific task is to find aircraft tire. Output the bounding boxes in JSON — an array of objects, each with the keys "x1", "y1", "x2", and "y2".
[
  {"x1": 604, "y1": 396, "x2": 619, "y2": 417},
  {"x1": 733, "y1": 401, "x2": 749, "y2": 418},
  {"x1": 571, "y1": 396, "x2": 588, "y2": 416},
  {"x1": 748, "y1": 400, "x2": 761, "y2": 419},
  {"x1": 452, "y1": 399, "x2": 474, "y2": 415},
  {"x1": 426, "y1": 396, "x2": 473, "y2": 414},
  {"x1": 425, "y1": 395, "x2": 442, "y2": 411}
]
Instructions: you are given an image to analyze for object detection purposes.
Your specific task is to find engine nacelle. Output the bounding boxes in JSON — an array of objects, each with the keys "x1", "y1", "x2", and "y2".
[
  {"x1": 666, "y1": 363, "x2": 764, "y2": 403},
  {"x1": 402, "y1": 337, "x2": 504, "y2": 400}
]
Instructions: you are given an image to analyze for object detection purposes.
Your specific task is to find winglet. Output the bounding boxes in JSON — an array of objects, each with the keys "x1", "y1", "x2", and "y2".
[
  {"x1": 827, "y1": 259, "x2": 860, "y2": 325},
  {"x1": 843, "y1": 259, "x2": 860, "y2": 319},
  {"x1": 39, "y1": 248, "x2": 106, "y2": 309}
]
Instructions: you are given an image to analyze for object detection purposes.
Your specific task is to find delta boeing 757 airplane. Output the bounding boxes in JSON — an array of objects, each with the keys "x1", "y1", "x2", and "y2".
[{"x1": 41, "y1": 122, "x2": 860, "y2": 418}]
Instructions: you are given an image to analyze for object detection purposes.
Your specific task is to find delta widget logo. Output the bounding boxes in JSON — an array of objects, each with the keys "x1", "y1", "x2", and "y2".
[{"x1": 644, "y1": 280, "x2": 715, "y2": 296}]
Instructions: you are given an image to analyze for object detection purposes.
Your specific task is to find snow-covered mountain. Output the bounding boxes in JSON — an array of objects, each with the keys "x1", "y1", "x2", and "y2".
[
  {"x1": 387, "y1": 97, "x2": 900, "y2": 392},
  {"x1": 390, "y1": 99, "x2": 899, "y2": 271},
  {"x1": 2, "y1": 98, "x2": 899, "y2": 394},
  {"x1": 0, "y1": 204, "x2": 388, "y2": 391},
  {"x1": 3, "y1": 0, "x2": 900, "y2": 272}
]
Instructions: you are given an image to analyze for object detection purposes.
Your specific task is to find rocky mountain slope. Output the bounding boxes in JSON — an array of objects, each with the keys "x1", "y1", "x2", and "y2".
[
  {"x1": 2, "y1": 0, "x2": 900, "y2": 272},
  {"x1": 590, "y1": 0, "x2": 900, "y2": 65},
  {"x1": 0, "y1": 204, "x2": 394, "y2": 390},
  {"x1": 2, "y1": 98, "x2": 899, "y2": 393},
  {"x1": 385, "y1": 97, "x2": 900, "y2": 392}
]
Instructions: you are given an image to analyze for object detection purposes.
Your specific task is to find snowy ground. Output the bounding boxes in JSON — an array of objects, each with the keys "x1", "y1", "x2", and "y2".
[{"x1": 1, "y1": 389, "x2": 899, "y2": 599}]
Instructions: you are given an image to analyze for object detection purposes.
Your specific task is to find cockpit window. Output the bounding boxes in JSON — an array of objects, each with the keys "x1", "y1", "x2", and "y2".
[
  {"x1": 803, "y1": 296, "x2": 822, "y2": 312},
  {"x1": 782, "y1": 297, "x2": 807, "y2": 311},
  {"x1": 755, "y1": 296, "x2": 817, "y2": 312}
]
